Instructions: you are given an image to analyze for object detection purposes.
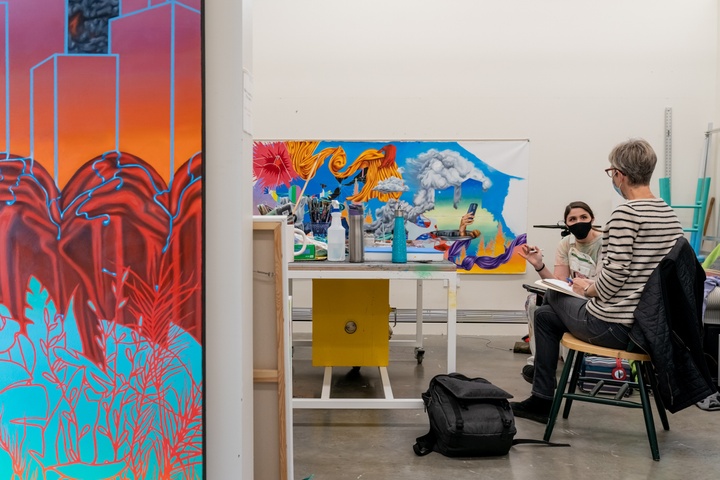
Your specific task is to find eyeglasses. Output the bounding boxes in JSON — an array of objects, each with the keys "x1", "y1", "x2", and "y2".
[{"x1": 604, "y1": 167, "x2": 623, "y2": 178}]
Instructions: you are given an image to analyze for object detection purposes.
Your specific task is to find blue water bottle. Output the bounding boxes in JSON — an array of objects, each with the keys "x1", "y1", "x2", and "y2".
[{"x1": 392, "y1": 208, "x2": 407, "y2": 263}]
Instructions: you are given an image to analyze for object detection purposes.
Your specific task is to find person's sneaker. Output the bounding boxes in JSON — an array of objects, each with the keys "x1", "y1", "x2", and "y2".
[
  {"x1": 521, "y1": 364, "x2": 535, "y2": 384},
  {"x1": 510, "y1": 395, "x2": 552, "y2": 424}
]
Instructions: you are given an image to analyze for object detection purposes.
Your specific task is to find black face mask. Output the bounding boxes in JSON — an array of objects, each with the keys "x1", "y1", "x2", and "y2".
[{"x1": 567, "y1": 221, "x2": 593, "y2": 240}]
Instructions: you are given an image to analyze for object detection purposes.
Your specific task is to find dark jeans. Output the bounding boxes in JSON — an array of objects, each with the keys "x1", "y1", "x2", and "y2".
[{"x1": 532, "y1": 290, "x2": 631, "y2": 400}]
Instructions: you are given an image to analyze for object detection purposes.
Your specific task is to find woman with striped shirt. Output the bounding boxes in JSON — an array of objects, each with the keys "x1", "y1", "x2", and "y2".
[{"x1": 511, "y1": 138, "x2": 684, "y2": 424}]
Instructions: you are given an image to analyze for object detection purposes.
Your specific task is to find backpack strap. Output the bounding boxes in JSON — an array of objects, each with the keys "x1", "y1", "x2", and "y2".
[
  {"x1": 413, "y1": 431, "x2": 436, "y2": 456},
  {"x1": 512, "y1": 438, "x2": 570, "y2": 447}
]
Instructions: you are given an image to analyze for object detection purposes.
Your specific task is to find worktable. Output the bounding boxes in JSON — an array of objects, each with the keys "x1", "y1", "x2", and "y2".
[{"x1": 288, "y1": 260, "x2": 458, "y2": 409}]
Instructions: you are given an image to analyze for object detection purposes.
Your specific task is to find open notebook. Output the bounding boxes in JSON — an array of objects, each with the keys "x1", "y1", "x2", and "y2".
[{"x1": 535, "y1": 279, "x2": 587, "y2": 300}]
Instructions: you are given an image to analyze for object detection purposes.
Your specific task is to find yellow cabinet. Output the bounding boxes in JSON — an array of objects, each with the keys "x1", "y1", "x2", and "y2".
[{"x1": 312, "y1": 279, "x2": 390, "y2": 367}]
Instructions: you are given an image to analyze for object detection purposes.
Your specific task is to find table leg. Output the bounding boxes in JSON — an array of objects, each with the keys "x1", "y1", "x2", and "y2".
[
  {"x1": 416, "y1": 280, "x2": 423, "y2": 347},
  {"x1": 321, "y1": 366, "x2": 332, "y2": 400},
  {"x1": 379, "y1": 367, "x2": 394, "y2": 399},
  {"x1": 447, "y1": 276, "x2": 457, "y2": 372}
]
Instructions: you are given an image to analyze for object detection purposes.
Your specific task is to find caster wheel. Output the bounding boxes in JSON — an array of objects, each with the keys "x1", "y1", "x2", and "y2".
[{"x1": 414, "y1": 347, "x2": 425, "y2": 365}]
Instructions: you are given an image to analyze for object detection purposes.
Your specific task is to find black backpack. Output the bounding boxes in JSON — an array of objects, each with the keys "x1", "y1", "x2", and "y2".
[{"x1": 414, "y1": 373, "x2": 568, "y2": 457}]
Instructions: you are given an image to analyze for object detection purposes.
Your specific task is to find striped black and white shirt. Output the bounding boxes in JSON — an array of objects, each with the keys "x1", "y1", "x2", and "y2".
[{"x1": 586, "y1": 198, "x2": 683, "y2": 324}]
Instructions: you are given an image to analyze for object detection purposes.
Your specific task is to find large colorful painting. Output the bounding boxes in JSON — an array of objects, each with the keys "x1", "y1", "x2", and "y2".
[
  {"x1": 0, "y1": 1, "x2": 203, "y2": 478},
  {"x1": 253, "y1": 140, "x2": 529, "y2": 274}
]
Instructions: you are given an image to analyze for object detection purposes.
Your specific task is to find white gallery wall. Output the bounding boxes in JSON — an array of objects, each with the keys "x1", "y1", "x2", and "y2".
[
  {"x1": 205, "y1": 0, "x2": 254, "y2": 477},
  {"x1": 252, "y1": 0, "x2": 720, "y2": 311}
]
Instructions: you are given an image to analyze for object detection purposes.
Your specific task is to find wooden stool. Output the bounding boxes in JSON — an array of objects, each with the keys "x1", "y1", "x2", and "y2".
[{"x1": 543, "y1": 333, "x2": 670, "y2": 461}]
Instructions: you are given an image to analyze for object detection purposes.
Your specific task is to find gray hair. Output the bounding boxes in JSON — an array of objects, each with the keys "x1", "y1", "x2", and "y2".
[{"x1": 608, "y1": 138, "x2": 657, "y2": 186}]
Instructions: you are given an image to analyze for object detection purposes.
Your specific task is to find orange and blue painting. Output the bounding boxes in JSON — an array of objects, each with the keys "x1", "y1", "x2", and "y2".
[
  {"x1": 0, "y1": 1, "x2": 202, "y2": 478},
  {"x1": 253, "y1": 140, "x2": 529, "y2": 274}
]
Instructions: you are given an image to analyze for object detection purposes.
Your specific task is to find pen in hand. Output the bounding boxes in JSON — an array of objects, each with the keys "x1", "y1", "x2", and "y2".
[{"x1": 566, "y1": 277, "x2": 573, "y2": 285}]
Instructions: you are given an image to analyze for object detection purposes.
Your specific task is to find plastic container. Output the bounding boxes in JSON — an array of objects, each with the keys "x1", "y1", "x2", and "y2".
[
  {"x1": 392, "y1": 208, "x2": 407, "y2": 263},
  {"x1": 326, "y1": 200, "x2": 346, "y2": 262},
  {"x1": 348, "y1": 204, "x2": 364, "y2": 263}
]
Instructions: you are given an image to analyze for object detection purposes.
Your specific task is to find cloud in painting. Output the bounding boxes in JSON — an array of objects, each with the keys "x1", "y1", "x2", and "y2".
[
  {"x1": 368, "y1": 198, "x2": 414, "y2": 237},
  {"x1": 406, "y1": 149, "x2": 491, "y2": 211},
  {"x1": 374, "y1": 176, "x2": 409, "y2": 193}
]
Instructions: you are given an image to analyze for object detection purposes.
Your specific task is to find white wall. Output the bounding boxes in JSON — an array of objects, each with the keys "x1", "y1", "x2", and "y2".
[
  {"x1": 205, "y1": 0, "x2": 254, "y2": 478},
  {"x1": 713, "y1": 4, "x2": 720, "y2": 246},
  {"x1": 253, "y1": 0, "x2": 719, "y2": 311}
]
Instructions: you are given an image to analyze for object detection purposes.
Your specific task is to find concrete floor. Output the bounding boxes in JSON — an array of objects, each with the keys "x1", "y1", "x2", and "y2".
[{"x1": 291, "y1": 332, "x2": 720, "y2": 480}]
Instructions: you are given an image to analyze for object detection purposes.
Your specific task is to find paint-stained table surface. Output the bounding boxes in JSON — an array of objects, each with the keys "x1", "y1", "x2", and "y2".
[{"x1": 288, "y1": 259, "x2": 457, "y2": 279}]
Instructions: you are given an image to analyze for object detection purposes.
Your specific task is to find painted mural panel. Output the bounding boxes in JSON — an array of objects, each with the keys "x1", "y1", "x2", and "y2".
[
  {"x1": 0, "y1": 1, "x2": 203, "y2": 478},
  {"x1": 253, "y1": 140, "x2": 529, "y2": 273}
]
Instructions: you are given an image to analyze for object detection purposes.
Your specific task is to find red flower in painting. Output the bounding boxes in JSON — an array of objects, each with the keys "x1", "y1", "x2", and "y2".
[{"x1": 253, "y1": 142, "x2": 298, "y2": 188}]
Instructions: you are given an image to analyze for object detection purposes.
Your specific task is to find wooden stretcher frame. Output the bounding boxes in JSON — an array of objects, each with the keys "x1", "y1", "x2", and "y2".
[{"x1": 252, "y1": 216, "x2": 293, "y2": 480}]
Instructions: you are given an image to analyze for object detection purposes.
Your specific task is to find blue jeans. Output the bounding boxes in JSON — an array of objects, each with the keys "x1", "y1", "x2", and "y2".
[{"x1": 532, "y1": 290, "x2": 631, "y2": 400}]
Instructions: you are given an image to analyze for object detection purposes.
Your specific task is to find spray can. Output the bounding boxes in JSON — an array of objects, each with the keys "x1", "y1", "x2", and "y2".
[{"x1": 391, "y1": 208, "x2": 407, "y2": 263}]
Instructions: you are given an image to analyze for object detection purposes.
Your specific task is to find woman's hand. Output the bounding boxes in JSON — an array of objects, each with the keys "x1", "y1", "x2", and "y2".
[
  {"x1": 571, "y1": 277, "x2": 592, "y2": 297},
  {"x1": 518, "y1": 243, "x2": 543, "y2": 270}
]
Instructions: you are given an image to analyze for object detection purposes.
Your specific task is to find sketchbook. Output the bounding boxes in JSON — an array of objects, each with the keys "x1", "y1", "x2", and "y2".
[{"x1": 534, "y1": 279, "x2": 587, "y2": 300}]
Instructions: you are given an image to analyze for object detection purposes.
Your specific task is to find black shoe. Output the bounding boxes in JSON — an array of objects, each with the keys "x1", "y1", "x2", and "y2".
[
  {"x1": 521, "y1": 365, "x2": 535, "y2": 384},
  {"x1": 510, "y1": 395, "x2": 552, "y2": 424}
]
